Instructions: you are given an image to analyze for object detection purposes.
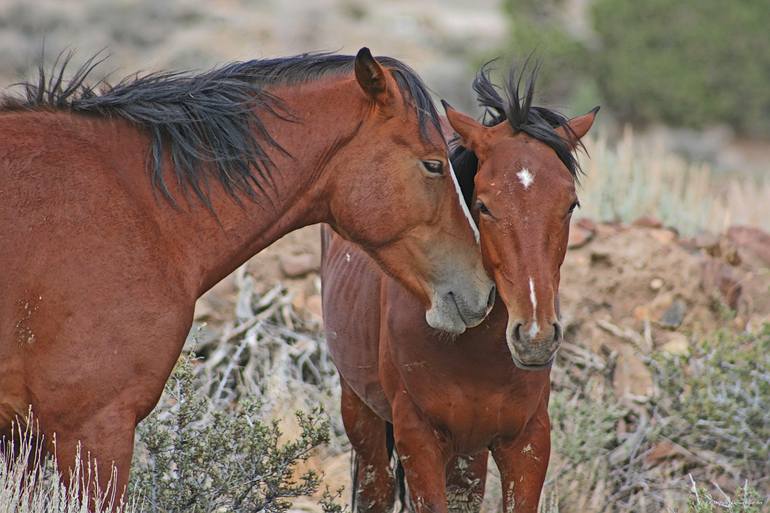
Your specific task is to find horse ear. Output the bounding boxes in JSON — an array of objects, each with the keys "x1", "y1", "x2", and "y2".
[
  {"x1": 556, "y1": 106, "x2": 600, "y2": 148},
  {"x1": 354, "y1": 47, "x2": 390, "y2": 105},
  {"x1": 442, "y1": 100, "x2": 485, "y2": 153}
]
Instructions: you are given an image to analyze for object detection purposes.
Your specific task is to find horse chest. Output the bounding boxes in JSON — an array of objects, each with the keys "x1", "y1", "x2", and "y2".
[{"x1": 395, "y1": 349, "x2": 548, "y2": 453}]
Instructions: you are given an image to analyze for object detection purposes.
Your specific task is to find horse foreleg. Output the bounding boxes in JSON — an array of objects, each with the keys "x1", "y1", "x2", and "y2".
[
  {"x1": 340, "y1": 378, "x2": 396, "y2": 513},
  {"x1": 391, "y1": 395, "x2": 451, "y2": 513},
  {"x1": 28, "y1": 299, "x2": 193, "y2": 511},
  {"x1": 445, "y1": 451, "x2": 489, "y2": 513},
  {"x1": 51, "y1": 401, "x2": 137, "y2": 511},
  {"x1": 491, "y1": 405, "x2": 550, "y2": 513}
]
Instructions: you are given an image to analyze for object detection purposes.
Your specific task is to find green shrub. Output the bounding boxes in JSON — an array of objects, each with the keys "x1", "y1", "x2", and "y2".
[
  {"x1": 501, "y1": 0, "x2": 591, "y2": 106},
  {"x1": 549, "y1": 387, "x2": 624, "y2": 466},
  {"x1": 687, "y1": 482, "x2": 764, "y2": 513},
  {"x1": 129, "y1": 354, "x2": 340, "y2": 513},
  {"x1": 539, "y1": 324, "x2": 770, "y2": 512},
  {"x1": 501, "y1": 1, "x2": 770, "y2": 135},
  {"x1": 652, "y1": 325, "x2": 770, "y2": 481},
  {"x1": 591, "y1": 0, "x2": 770, "y2": 135}
]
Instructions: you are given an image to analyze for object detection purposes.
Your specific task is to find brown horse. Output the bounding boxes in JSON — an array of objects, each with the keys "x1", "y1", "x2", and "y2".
[
  {"x1": 0, "y1": 49, "x2": 495, "y2": 495},
  {"x1": 322, "y1": 64, "x2": 597, "y2": 513}
]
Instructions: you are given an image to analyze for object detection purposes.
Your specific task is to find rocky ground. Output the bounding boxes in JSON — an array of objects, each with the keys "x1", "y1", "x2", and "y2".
[{"x1": 191, "y1": 219, "x2": 770, "y2": 511}]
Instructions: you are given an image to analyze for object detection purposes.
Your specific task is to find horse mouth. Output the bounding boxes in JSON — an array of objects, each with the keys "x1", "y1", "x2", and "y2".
[
  {"x1": 509, "y1": 351, "x2": 556, "y2": 371},
  {"x1": 425, "y1": 291, "x2": 468, "y2": 334},
  {"x1": 447, "y1": 291, "x2": 469, "y2": 326}
]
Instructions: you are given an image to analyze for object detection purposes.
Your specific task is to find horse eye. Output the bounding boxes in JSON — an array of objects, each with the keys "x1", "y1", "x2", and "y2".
[
  {"x1": 421, "y1": 160, "x2": 444, "y2": 175},
  {"x1": 476, "y1": 200, "x2": 491, "y2": 216},
  {"x1": 568, "y1": 201, "x2": 580, "y2": 214}
]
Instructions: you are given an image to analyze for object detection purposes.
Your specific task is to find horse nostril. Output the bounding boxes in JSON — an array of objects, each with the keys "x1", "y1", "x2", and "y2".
[
  {"x1": 486, "y1": 285, "x2": 496, "y2": 310},
  {"x1": 513, "y1": 323, "x2": 523, "y2": 342},
  {"x1": 553, "y1": 322, "x2": 563, "y2": 342}
]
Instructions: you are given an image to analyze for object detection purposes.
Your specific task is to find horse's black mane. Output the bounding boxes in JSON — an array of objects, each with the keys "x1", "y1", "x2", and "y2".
[
  {"x1": 451, "y1": 61, "x2": 584, "y2": 207},
  {"x1": 0, "y1": 50, "x2": 441, "y2": 206}
]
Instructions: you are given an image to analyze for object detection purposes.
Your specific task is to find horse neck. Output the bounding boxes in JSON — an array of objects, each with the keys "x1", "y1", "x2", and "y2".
[{"x1": 146, "y1": 77, "x2": 366, "y2": 297}]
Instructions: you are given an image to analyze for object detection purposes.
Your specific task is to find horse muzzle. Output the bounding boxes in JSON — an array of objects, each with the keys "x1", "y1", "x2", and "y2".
[
  {"x1": 425, "y1": 283, "x2": 496, "y2": 334},
  {"x1": 505, "y1": 319, "x2": 562, "y2": 371}
]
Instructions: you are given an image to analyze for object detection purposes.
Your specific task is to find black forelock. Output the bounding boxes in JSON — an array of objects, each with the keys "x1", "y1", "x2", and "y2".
[{"x1": 451, "y1": 60, "x2": 585, "y2": 206}]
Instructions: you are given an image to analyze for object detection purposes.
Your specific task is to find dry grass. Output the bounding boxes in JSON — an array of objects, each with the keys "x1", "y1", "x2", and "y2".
[
  {"x1": 0, "y1": 415, "x2": 136, "y2": 513},
  {"x1": 577, "y1": 128, "x2": 770, "y2": 235}
]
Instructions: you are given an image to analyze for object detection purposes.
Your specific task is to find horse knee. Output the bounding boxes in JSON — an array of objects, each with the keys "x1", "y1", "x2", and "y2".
[{"x1": 446, "y1": 453, "x2": 488, "y2": 513}]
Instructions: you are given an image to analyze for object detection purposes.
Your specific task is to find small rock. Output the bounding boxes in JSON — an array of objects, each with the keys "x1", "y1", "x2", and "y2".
[
  {"x1": 632, "y1": 216, "x2": 663, "y2": 229},
  {"x1": 280, "y1": 253, "x2": 318, "y2": 278},
  {"x1": 305, "y1": 294, "x2": 323, "y2": 321},
  {"x1": 660, "y1": 333, "x2": 689, "y2": 355},
  {"x1": 644, "y1": 441, "x2": 678, "y2": 465},
  {"x1": 291, "y1": 292, "x2": 306, "y2": 311},
  {"x1": 649, "y1": 229, "x2": 677, "y2": 245},
  {"x1": 659, "y1": 299, "x2": 687, "y2": 329},
  {"x1": 568, "y1": 224, "x2": 594, "y2": 249},
  {"x1": 649, "y1": 278, "x2": 664, "y2": 291},
  {"x1": 612, "y1": 345, "x2": 654, "y2": 400}
]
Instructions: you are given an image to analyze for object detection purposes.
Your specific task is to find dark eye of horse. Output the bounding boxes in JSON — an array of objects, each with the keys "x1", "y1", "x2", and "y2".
[
  {"x1": 476, "y1": 200, "x2": 491, "y2": 216},
  {"x1": 568, "y1": 201, "x2": 580, "y2": 215},
  {"x1": 421, "y1": 160, "x2": 444, "y2": 175}
]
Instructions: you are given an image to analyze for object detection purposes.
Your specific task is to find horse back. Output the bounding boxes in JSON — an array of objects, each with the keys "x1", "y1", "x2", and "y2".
[{"x1": 320, "y1": 225, "x2": 391, "y2": 420}]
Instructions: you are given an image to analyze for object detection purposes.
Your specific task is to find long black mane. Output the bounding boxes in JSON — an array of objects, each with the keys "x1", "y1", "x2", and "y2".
[
  {"x1": 0, "y1": 51, "x2": 441, "y2": 206},
  {"x1": 451, "y1": 61, "x2": 583, "y2": 207}
]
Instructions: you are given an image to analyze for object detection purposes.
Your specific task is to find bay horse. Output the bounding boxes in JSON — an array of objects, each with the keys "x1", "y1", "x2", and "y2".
[
  {"x1": 322, "y1": 64, "x2": 597, "y2": 513},
  {"x1": 0, "y1": 48, "x2": 495, "y2": 495}
]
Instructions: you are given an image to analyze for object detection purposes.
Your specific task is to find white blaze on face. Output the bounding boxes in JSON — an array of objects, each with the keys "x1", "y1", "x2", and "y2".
[
  {"x1": 517, "y1": 168, "x2": 534, "y2": 189},
  {"x1": 528, "y1": 277, "x2": 539, "y2": 338},
  {"x1": 449, "y1": 162, "x2": 480, "y2": 243}
]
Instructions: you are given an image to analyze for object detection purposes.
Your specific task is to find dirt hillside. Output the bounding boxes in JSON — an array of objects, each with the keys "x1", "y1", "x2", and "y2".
[{"x1": 192, "y1": 219, "x2": 770, "y2": 510}]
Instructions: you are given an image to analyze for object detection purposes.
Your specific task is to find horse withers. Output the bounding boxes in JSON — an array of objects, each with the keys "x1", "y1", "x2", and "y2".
[
  {"x1": 0, "y1": 49, "x2": 494, "y2": 498},
  {"x1": 322, "y1": 64, "x2": 597, "y2": 513}
]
